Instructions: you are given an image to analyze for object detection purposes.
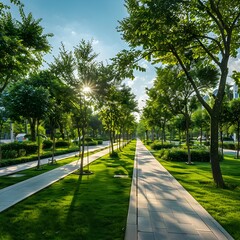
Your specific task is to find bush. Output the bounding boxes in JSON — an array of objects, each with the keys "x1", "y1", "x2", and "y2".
[
  {"x1": 144, "y1": 140, "x2": 153, "y2": 145},
  {"x1": 96, "y1": 139, "x2": 103, "y2": 144},
  {"x1": 158, "y1": 148, "x2": 219, "y2": 162},
  {"x1": 1, "y1": 142, "x2": 37, "y2": 156},
  {"x1": 55, "y1": 140, "x2": 70, "y2": 148},
  {"x1": 18, "y1": 149, "x2": 26, "y2": 157},
  {"x1": 42, "y1": 139, "x2": 53, "y2": 149},
  {"x1": 150, "y1": 141, "x2": 174, "y2": 150},
  {"x1": 2, "y1": 142, "x2": 24, "y2": 151},
  {"x1": 2, "y1": 150, "x2": 18, "y2": 159},
  {"x1": 85, "y1": 140, "x2": 98, "y2": 146},
  {"x1": 221, "y1": 142, "x2": 236, "y2": 150},
  {"x1": 24, "y1": 143, "x2": 38, "y2": 155}
]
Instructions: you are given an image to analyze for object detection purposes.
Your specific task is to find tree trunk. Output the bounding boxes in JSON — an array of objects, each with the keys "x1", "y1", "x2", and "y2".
[
  {"x1": 237, "y1": 121, "x2": 240, "y2": 159},
  {"x1": 186, "y1": 116, "x2": 191, "y2": 164},
  {"x1": 210, "y1": 115, "x2": 225, "y2": 188},
  {"x1": 36, "y1": 120, "x2": 41, "y2": 169},
  {"x1": 51, "y1": 128, "x2": 56, "y2": 164},
  {"x1": 29, "y1": 118, "x2": 36, "y2": 141},
  {"x1": 80, "y1": 127, "x2": 85, "y2": 175}
]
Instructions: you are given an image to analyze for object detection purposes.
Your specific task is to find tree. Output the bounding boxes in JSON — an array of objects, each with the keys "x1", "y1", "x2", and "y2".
[
  {"x1": 0, "y1": 2, "x2": 52, "y2": 93},
  {"x1": 4, "y1": 79, "x2": 50, "y2": 169},
  {"x1": 50, "y1": 39, "x2": 99, "y2": 175},
  {"x1": 148, "y1": 66, "x2": 198, "y2": 164},
  {"x1": 192, "y1": 108, "x2": 210, "y2": 145},
  {"x1": 115, "y1": 0, "x2": 240, "y2": 187}
]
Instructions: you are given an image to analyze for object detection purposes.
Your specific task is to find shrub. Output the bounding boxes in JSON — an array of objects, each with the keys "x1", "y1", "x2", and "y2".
[
  {"x1": 221, "y1": 142, "x2": 236, "y2": 150},
  {"x1": 24, "y1": 143, "x2": 38, "y2": 155},
  {"x1": 158, "y1": 148, "x2": 218, "y2": 162},
  {"x1": 144, "y1": 140, "x2": 153, "y2": 145},
  {"x1": 1, "y1": 142, "x2": 37, "y2": 156},
  {"x1": 150, "y1": 141, "x2": 174, "y2": 150},
  {"x1": 2, "y1": 142, "x2": 24, "y2": 151},
  {"x1": 55, "y1": 140, "x2": 70, "y2": 148},
  {"x1": 95, "y1": 139, "x2": 103, "y2": 144},
  {"x1": 2, "y1": 150, "x2": 18, "y2": 159},
  {"x1": 18, "y1": 149, "x2": 26, "y2": 157},
  {"x1": 110, "y1": 151, "x2": 119, "y2": 158},
  {"x1": 85, "y1": 140, "x2": 98, "y2": 146},
  {"x1": 42, "y1": 139, "x2": 53, "y2": 149}
]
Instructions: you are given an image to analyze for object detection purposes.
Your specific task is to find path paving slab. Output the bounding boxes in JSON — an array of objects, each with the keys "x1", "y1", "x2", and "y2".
[{"x1": 125, "y1": 140, "x2": 234, "y2": 240}]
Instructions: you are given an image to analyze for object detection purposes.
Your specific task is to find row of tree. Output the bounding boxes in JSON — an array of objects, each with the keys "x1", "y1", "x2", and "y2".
[
  {"x1": 0, "y1": 2, "x2": 138, "y2": 172},
  {"x1": 113, "y1": 0, "x2": 240, "y2": 188},
  {"x1": 139, "y1": 64, "x2": 240, "y2": 159}
]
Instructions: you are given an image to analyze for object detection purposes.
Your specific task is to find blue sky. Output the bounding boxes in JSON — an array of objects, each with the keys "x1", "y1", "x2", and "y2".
[{"x1": 5, "y1": 0, "x2": 156, "y2": 113}]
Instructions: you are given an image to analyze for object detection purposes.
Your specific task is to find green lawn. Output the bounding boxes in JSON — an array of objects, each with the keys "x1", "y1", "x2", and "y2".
[
  {"x1": 0, "y1": 141, "x2": 136, "y2": 240},
  {"x1": 150, "y1": 150, "x2": 240, "y2": 240},
  {"x1": 0, "y1": 148, "x2": 103, "y2": 190}
]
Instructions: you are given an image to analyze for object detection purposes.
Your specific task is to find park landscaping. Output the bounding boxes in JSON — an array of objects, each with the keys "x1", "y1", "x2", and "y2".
[
  {"x1": 0, "y1": 140, "x2": 136, "y2": 240},
  {"x1": 149, "y1": 146, "x2": 240, "y2": 240}
]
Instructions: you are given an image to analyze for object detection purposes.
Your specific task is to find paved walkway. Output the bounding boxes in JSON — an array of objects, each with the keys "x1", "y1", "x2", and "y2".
[
  {"x1": 125, "y1": 140, "x2": 234, "y2": 240},
  {"x1": 0, "y1": 143, "x2": 112, "y2": 213},
  {"x1": 0, "y1": 141, "x2": 110, "y2": 177}
]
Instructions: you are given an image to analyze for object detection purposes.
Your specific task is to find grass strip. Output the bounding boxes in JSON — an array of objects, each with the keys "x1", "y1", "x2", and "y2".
[
  {"x1": 150, "y1": 148, "x2": 240, "y2": 240},
  {"x1": 0, "y1": 148, "x2": 103, "y2": 190},
  {"x1": 0, "y1": 140, "x2": 136, "y2": 240}
]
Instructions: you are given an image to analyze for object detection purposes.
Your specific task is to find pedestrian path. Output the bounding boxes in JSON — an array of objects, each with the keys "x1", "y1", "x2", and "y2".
[
  {"x1": 125, "y1": 140, "x2": 233, "y2": 240},
  {"x1": 0, "y1": 141, "x2": 109, "y2": 177},
  {"x1": 0, "y1": 145, "x2": 112, "y2": 213}
]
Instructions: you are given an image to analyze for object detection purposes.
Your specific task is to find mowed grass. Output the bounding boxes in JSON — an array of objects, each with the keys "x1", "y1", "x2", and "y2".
[
  {"x1": 0, "y1": 148, "x2": 104, "y2": 190},
  {"x1": 151, "y1": 150, "x2": 240, "y2": 240},
  {"x1": 0, "y1": 141, "x2": 136, "y2": 240}
]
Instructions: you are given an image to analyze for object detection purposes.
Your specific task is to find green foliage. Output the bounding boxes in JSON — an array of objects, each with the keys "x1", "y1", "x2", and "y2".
[
  {"x1": 55, "y1": 140, "x2": 70, "y2": 148},
  {"x1": 0, "y1": 4, "x2": 52, "y2": 93},
  {"x1": 85, "y1": 140, "x2": 98, "y2": 146},
  {"x1": 42, "y1": 139, "x2": 53, "y2": 149},
  {"x1": 96, "y1": 139, "x2": 103, "y2": 144},
  {"x1": 1, "y1": 142, "x2": 37, "y2": 158},
  {"x1": 110, "y1": 151, "x2": 119, "y2": 158},
  {"x1": 23, "y1": 143, "x2": 38, "y2": 155},
  {"x1": 158, "y1": 148, "x2": 221, "y2": 162},
  {"x1": 2, "y1": 149, "x2": 18, "y2": 159},
  {"x1": 150, "y1": 141, "x2": 174, "y2": 150}
]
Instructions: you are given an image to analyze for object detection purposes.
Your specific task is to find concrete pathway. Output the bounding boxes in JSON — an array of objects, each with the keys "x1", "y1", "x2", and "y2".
[
  {"x1": 0, "y1": 144, "x2": 112, "y2": 213},
  {"x1": 0, "y1": 141, "x2": 110, "y2": 177},
  {"x1": 125, "y1": 140, "x2": 234, "y2": 240}
]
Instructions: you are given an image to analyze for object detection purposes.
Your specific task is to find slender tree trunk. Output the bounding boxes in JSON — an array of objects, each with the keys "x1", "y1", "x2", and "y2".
[
  {"x1": 29, "y1": 118, "x2": 36, "y2": 141},
  {"x1": 77, "y1": 127, "x2": 81, "y2": 157},
  {"x1": 0, "y1": 125, "x2": 2, "y2": 166},
  {"x1": 80, "y1": 127, "x2": 85, "y2": 175},
  {"x1": 220, "y1": 128, "x2": 224, "y2": 157},
  {"x1": 237, "y1": 122, "x2": 240, "y2": 159},
  {"x1": 186, "y1": 116, "x2": 191, "y2": 164},
  {"x1": 36, "y1": 120, "x2": 41, "y2": 169},
  {"x1": 210, "y1": 115, "x2": 225, "y2": 187},
  {"x1": 51, "y1": 128, "x2": 56, "y2": 164},
  {"x1": 110, "y1": 130, "x2": 114, "y2": 154}
]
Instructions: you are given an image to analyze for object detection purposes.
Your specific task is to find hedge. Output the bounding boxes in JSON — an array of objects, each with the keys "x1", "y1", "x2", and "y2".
[
  {"x1": 158, "y1": 148, "x2": 223, "y2": 162},
  {"x1": 1, "y1": 142, "x2": 38, "y2": 156},
  {"x1": 150, "y1": 141, "x2": 175, "y2": 150}
]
